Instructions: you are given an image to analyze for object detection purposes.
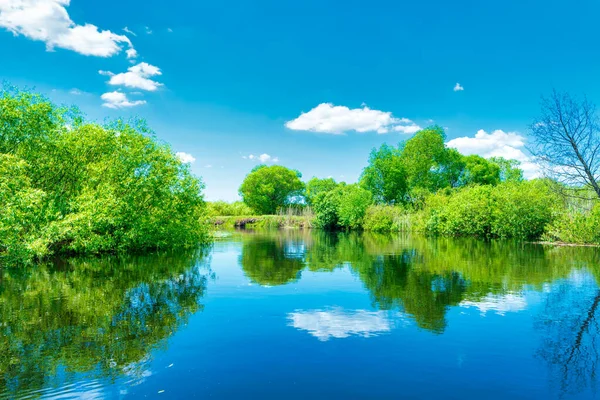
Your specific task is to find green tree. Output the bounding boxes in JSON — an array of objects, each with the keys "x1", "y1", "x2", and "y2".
[
  {"x1": 312, "y1": 184, "x2": 372, "y2": 230},
  {"x1": 337, "y1": 185, "x2": 373, "y2": 229},
  {"x1": 401, "y1": 126, "x2": 461, "y2": 192},
  {"x1": 239, "y1": 165, "x2": 305, "y2": 214},
  {"x1": 360, "y1": 144, "x2": 408, "y2": 204},
  {"x1": 460, "y1": 155, "x2": 501, "y2": 186},
  {"x1": 305, "y1": 177, "x2": 339, "y2": 206},
  {"x1": 489, "y1": 156, "x2": 524, "y2": 182},
  {"x1": 0, "y1": 88, "x2": 209, "y2": 265}
]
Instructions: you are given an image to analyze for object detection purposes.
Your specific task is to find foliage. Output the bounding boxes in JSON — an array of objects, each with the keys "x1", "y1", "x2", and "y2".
[
  {"x1": 460, "y1": 154, "x2": 500, "y2": 186},
  {"x1": 359, "y1": 144, "x2": 407, "y2": 204},
  {"x1": 490, "y1": 157, "x2": 524, "y2": 182},
  {"x1": 362, "y1": 205, "x2": 410, "y2": 232},
  {"x1": 401, "y1": 126, "x2": 462, "y2": 192},
  {"x1": 207, "y1": 201, "x2": 253, "y2": 216},
  {"x1": 543, "y1": 203, "x2": 600, "y2": 244},
  {"x1": 336, "y1": 185, "x2": 373, "y2": 229},
  {"x1": 305, "y1": 177, "x2": 338, "y2": 206},
  {"x1": 0, "y1": 88, "x2": 209, "y2": 266},
  {"x1": 239, "y1": 165, "x2": 304, "y2": 214},
  {"x1": 312, "y1": 184, "x2": 372, "y2": 230},
  {"x1": 0, "y1": 154, "x2": 46, "y2": 264},
  {"x1": 416, "y1": 181, "x2": 558, "y2": 240}
]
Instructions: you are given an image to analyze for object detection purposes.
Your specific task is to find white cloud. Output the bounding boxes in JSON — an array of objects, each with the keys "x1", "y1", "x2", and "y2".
[
  {"x1": 101, "y1": 62, "x2": 163, "y2": 91},
  {"x1": 244, "y1": 153, "x2": 279, "y2": 163},
  {"x1": 145, "y1": 26, "x2": 152, "y2": 34},
  {"x1": 393, "y1": 124, "x2": 421, "y2": 134},
  {"x1": 101, "y1": 91, "x2": 145, "y2": 109},
  {"x1": 167, "y1": 28, "x2": 173, "y2": 33},
  {"x1": 126, "y1": 48, "x2": 137, "y2": 59},
  {"x1": 460, "y1": 293, "x2": 527, "y2": 316},
  {"x1": 0, "y1": 0, "x2": 135, "y2": 57},
  {"x1": 123, "y1": 26, "x2": 136, "y2": 36},
  {"x1": 69, "y1": 88, "x2": 84, "y2": 95},
  {"x1": 288, "y1": 308, "x2": 397, "y2": 341},
  {"x1": 447, "y1": 129, "x2": 540, "y2": 178},
  {"x1": 204, "y1": 164, "x2": 212, "y2": 168},
  {"x1": 285, "y1": 103, "x2": 421, "y2": 135},
  {"x1": 454, "y1": 83, "x2": 464, "y2": 92},
  {"x1": 176, "y1": 152, "x2": 196, "y2": 164}
]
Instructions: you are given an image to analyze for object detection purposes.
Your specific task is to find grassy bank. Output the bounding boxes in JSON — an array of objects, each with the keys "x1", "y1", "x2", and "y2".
[{"x1": 212, "y1": 215, "x2": 314, "y2": 229}]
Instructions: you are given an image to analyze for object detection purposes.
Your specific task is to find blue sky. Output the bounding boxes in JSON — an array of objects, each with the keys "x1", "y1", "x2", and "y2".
[{"x1": 1, "y1": 0, "x2": 599, "y2": 200}]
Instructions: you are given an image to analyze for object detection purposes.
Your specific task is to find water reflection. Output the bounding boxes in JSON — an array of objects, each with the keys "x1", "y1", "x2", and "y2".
[
  {"x1": 0, "y1": 249, "x2": 211, "y2": 399},
  {"x1": 3, "y1": 230, "x2": 600, "y2": 398},
  {"x1": 287, "y1": 308, "x2": 403, "y2": 341},
  {"x1": 536, "y1": 272, "x2": 600, "y2": 396},
  {"x1": 237, "y1": 230, "x2": 600, "y2": 333},
  {"x1": 235, "y1": 230, "x2": 600, "y2": 396}
]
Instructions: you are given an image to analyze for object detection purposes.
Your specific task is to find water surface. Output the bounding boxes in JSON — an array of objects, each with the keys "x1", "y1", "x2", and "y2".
[{"x1": 2, "y1": 230, "x2": 600, "y2": 399}]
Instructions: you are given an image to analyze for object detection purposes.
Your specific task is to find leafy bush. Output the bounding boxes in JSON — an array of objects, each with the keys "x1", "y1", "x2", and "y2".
[
  {"x1": 313, "y1": 184, "x2": 372, "y2": 230},
  {"x1": 0, "y1": 88, "x2": 209, "y2": 265},
  {"x1": 416, "y1": 181, "x2": 557, "y2": 240},
  {"x1": 207, "y1": 201, "x2": 253, "y2": 216},
  {"x1": 239, "y1": 165, "x2": 304, "y2": 214},
  {"x1": 363, "y1": 205, "x2": 409, "y2": 232},
  {"x1": 337, "y1": 185, "x2": 373, "y2": 229},
  {"x1": 543, "y1": 203, "x2": 600, "y2": 244}
]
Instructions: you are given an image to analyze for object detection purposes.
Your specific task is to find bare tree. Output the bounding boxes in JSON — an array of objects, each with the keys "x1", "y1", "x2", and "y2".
[{"x1": 530, "y1": 90, "x2": 600, "y2": 199}]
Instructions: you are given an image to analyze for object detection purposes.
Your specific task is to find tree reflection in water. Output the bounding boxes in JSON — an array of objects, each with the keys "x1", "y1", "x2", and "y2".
[
  {"x1": 0, "y1": 248, "x2": 212, "y2": 398},
  {"x1": 535, "y1": 269, "x2": 600, "y2": 396},
  {"x1": 238, "y1": 229, "x2": 600, "y2": 395}
]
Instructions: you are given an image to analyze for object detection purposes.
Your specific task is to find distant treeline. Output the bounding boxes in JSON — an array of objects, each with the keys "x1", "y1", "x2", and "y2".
[
  {"x1": 0, "y1": 88, "x2": 209, "y2": 266},
  {"x1": 215, "y1": 125, "x2": 600, "y2": 244}
]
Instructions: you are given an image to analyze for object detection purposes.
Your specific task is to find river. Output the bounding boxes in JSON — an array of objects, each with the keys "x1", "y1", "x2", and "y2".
[{"x1": 1, "y1": 230, "x2": 600, "y2": 399}]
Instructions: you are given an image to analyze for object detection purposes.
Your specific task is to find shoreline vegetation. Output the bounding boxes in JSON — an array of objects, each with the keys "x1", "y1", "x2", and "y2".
[
  {"x1": 0, "y1": 88, "x2": 209, "y2": 267},
  {"x1": 3, "y1": 87, "x2": 600, "y2": 267}
]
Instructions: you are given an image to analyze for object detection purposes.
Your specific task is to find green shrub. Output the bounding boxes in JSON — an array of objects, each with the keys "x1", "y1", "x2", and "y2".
[
  {"x1": 207, "y1": 201, "x2": 253, "y2": 216},
  {"x1": 543, "y1": 203, "x2": 600, "y2": 244},
  {"x1": 363, "y1": 205, "x2": 409, "y2": 232},
  {"x1": 0, "y1": 88, "x2": 210, "y2": 265},
  {"x1": 416, "y1": 181, "x2": 557, "y2": 240},
  {"x1": 313, "y1": 184, "x2": 373, "y2": 230}
]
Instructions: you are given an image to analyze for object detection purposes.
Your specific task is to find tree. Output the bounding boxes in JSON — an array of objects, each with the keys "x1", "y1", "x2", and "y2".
[
  {"x1": 360, "y1": 144, "x2": 408, "y2": 204},
  {"x1": 305, "y1": 177, "x2": 339, "y2": 206},
  {"x1": 530, "y1": 90, "x2": 600, "y2": 198},
  {"x1": 460, "y1": 155, "x2": 501, "y2": 186},
  {"x1": 401, "y1": 126, "x2": 463, "y2": 192},
  {"x1": 239, "y1": 165, "x2": 304, "y2": 214},
  {"x1": 0, "y1": 88, "x2": 209, "y2": 265},
  {"x1": 337, "y1": 185, "x2": 373, "y2": 229},
  {"x1": 489, "y1": 157, "x2": 524, "y2": 183}
]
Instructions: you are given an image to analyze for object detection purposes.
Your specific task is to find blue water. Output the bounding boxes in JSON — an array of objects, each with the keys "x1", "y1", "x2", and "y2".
[{"x1": 2, "y1": 231, "x2": 600, "y2": 399}]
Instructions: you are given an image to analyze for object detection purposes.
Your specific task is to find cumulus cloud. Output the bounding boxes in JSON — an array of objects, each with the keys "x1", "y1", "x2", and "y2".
[
  {"x1": 176, "y1": 152, "x2": 196, "y2": 164},
  {"x1": 100, "y1": 62, "x2": 163, "y2": 91},
  {"x1": 447, "y1": 129, "x2": 540, "y2": 178},
  {"x1": 101, "y1": 91, "x2": 145, "y2": 109},
  {"x1": 244, "y1": 153, "x2": 279, "y2": 163},
  {"x1": 0, "y1": 0, "x2": 135, "y2": 57},
  {"x1": 125, "y1": 48, "x2": 137, "y2": 59},
  {"x1": 460, "y1": 293, "x2": 527, "y2": 316},
  {"x1": 454, "y1": 83, "x2": 464, "y2": 92},
  {"x1": 288, "y1": 308, "x2": 398, "y2": 341},
  {"x1": 285, "y1": 103, "x2": 421, "y2": 135}
]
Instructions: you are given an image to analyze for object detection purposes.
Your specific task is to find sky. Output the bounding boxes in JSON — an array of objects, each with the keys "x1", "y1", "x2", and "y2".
[{"x1": 1, "y1": 0, "x2": 600, "y2": 200}]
